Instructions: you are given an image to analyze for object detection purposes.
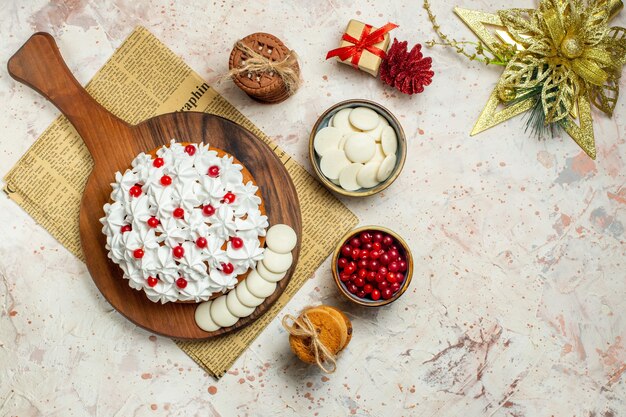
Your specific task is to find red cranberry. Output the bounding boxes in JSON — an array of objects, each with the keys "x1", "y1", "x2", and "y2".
[
  {"x1": 184, "y1": 144, "x2": 196, "y2": 155},
  {"x1": 378, "y1": 266, "x2": 388, "y2": 276},
  {"x1": 370, "y1": 250, "x2": 381, "y2": 260},
  {"x1": 231, "y1": 237, "x2": 244, "y2": 249},
  {"x1": 372, "y1": 232, "x2": 383, "y2": 243},
  {"x1": 351, "y1": 248, "x2": 360, "y2": 260},
  {"x1": 357, "y1": 259, "x2": 369, "y2": 269},
  {"x1": 357, "y1": 269, "x2": 368, "y2": 279},
  {"x1": 359, "y1": 250, "x2": 370, "y2": 259},
  {"x1": 222, "y1": 192, "x2": 236, "y2": 204},
  {"x1": 176, "y1": 277, "x2": 187, "y2": 289},
  {"x1": 372, "y1": 242, "x2": 382, "y2": 251},
  {"x1": 207, "y1": 165, "x2": 220, "y2": 177},
  {"x1": 398, "y1": 260, "x2": 407, "y2": 272},
  {"x1": 354, "y1": 277, "x2": 365, "y2": 287},
  {"x1": 375, "y1": 273, "x2": 386, "y2": 283},
  {"x1": 391, "y1": 282, "x2": 401, "y2": 293},
  {"x1": 338, "y1": 258, "x2": 348, "y2": 269},
  {"x1": 368, "y1": 259, "x2": 380, "y2": 271},
  {"x1": 120, "y1": 224, "x2": 132, "y2": 233},
  {"x1": 173, "y1": 245, "x2": 184, "y2": 258},
  {"x1": 222, "y1": 263, "x2": 234, "y2": 274},
  {"x1": 388, "y1": 249, "x2": 400, "y2": 260},
  {"x1": 382, "y1": 288, "x2": 394, "y2": 300},
  {"x1": 147, "y1": 276, "x2": 158, "y2": 287},
  {"x1": 371, "y1": 289, "x2": 381, "y2": 301},
  {"x1": 356, "y1": 290, "x2": 366, "y2": 298},
  {"x1": 362, "y1": 243, "x2": 373, "y2": 251},
  {"x1": 378, "y1": 281, "x2": 389, "y2": 291},
  {"x1": 173, "y1": 207, "x2": 185, "y2": 219},
  {"x1": 339, "y1": 273, "x2": 351, "y2": 282},
  {"x1": 349, "y1": 237, "x2": 361, "y2": 248},
  {"x1": 388, "y1": 261, "x2": 400, "y2": 272},
  {"x1": 382, "y1": 235, "x2": 394, "y2": 247},
  {"x1": 341, "y1": 245, "x2": 352, "y2": 257},
  {"x1": 344, "y1": 263, "x2": 356, "y2": 275},
  {"x1": 202, "y1": 204, "x2": 215, "y2": 216},
  {"x1": 196, "y1": 237, "x2": 208, "y2": 248},
  {"x1": 360, "y1": 232, "x2": 372, "y2": 243},
  {"x1": 133, "y1": 248, "x2": 144, "y2": 259},
  {"x1": 367, "y1": 271, "x2": 377, "y2": 281},
  {"x1": 363, "y1": 284, "x2": 373, "y2": 294},
  {"x1": 160, "y1": 175, "x2": 172, "y2": 186},
  {"x1": 153, "y1": 157, "x2": 165, "y2": 168},
  {"x1": 380, "y1": 253, "x2": 392, "y2": 265},
  {"x1": 147, "y1": 217, "x2": 159, "y2": 228},
  {"x1": 347, "y1": 283, "x2": 358, "y2": 294},
  {"x1": 129, "y1": 185, "x2": 142, "y2": 197}
]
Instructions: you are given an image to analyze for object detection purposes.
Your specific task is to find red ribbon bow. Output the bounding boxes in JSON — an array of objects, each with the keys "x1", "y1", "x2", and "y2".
[{"x1": 326, "y1": 22, "x2": 398, "y2": 68}]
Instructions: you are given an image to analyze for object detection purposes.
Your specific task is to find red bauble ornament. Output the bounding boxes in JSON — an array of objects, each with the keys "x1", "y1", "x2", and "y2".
[
  {"x1": 176, "y1": 277, "x2": 188, "y2": 289},
  {"x1": 147, "y1": 217, "x2": 159, "y2": 228},
  {"x1": 153, "y1": 157, "x2": 165, "y2": 168},
  {"x1": 173, "y1": 207, "x2": 185, "y2": 219},
  {"x1": 380, "y1": 39, "x2": 434, "y2": 95},
  {"x1": 133, "y1": 248, "x2": 144, "y2": 259},
  {"x1": 173, "y1": 245, "x2": 184, "y2": 258},
  {"x1": 184, "y1": 144, "x2": 196, "y2": 155},
  {"x1": 222, "y1": 262, "x2": 234, "y2": 274},
  {"x1": 208, "y1": 165, "x2": 220, "y2": 178},
  {"x1": 147, "y1": 276, "x2": 158, "y2": 287},
  {"x1": 160, "y1": 175, "x2": 172, "y2": 186},
  {"x1": 231, "y1": 237, "x2": 244, "y2": 249},
  {"x1": 120, "y1": 224, "x2": 132, "y2": 233},
  {"x1": 202, "y1": 204, "x2": 215, "y2": 216},
  {"x1": 129, "y1": 185, "x2": 142, "y2": 197},
  {"x1": 196, "y1": 237, "x2": 208, "y2": 248}
]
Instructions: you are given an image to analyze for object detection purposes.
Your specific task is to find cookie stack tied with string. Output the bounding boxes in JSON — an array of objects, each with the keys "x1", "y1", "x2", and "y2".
[
  {"x1": 228, "y1": 33, "x2": 301, "y2": 104},
  {"x1": 314, "y1": 105, "x2": 399, "y2": 192}
]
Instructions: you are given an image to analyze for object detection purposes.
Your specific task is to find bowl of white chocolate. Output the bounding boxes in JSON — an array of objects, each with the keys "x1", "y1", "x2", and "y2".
[{"x1": 309, "y1": 99, "x2": 406, "y2": 197}]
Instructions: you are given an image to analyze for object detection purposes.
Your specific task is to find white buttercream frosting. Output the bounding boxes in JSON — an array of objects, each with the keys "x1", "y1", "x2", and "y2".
[{"x1": 100, "y1": 140, "x2": 268, "y2": 303}]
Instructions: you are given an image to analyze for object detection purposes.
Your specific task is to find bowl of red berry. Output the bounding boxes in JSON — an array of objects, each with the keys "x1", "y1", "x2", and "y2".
[{"x1": 332, "y1": 226, "x2": 412, "y2": 307}]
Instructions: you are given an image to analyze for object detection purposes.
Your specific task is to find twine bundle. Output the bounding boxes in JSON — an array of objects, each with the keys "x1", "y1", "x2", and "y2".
[
  {"x1": 226, "y1": 41, "x2": 301, "y2": 96},
  {"x1": 282, "y1": 312, "x2": 337, "y2": 374}
]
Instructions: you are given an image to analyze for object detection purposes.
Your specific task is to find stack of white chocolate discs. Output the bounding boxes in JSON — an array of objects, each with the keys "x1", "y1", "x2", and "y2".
[
  {"x1": 314, "y1": 106, "x2": 398, "y2": 192},
  {"x1": 194, "y1": 224, "x2": 298, "y2": 331}
]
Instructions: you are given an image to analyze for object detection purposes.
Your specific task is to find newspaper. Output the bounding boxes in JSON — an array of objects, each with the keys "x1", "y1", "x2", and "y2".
[{"x1": 3, "y1": 26, "x2": 358, "y2": 378}]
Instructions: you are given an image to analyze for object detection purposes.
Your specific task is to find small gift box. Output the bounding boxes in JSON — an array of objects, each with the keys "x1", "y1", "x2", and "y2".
[{"x1": 326, "y1": 20, "x2": 398, "y2": 77}]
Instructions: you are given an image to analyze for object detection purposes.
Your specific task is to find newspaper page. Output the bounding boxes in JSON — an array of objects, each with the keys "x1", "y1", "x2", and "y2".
[{"x1": 2, "y1": 26, "x2": 358, "y2": 377}]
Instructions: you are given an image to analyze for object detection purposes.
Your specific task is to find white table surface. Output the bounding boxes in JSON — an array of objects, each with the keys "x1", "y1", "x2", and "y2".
[{"x1": 1, "y1": 1, "x2": 625, "y2": 416}]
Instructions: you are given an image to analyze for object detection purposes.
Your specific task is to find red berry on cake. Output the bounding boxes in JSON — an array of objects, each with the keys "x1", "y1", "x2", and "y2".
[
  {"x1": 160, "y1": 175, "x2": 172, "y2": 186},
  {"x1": 133, "y1": 248, "x2": 144, "y2": 259},
  {"x1": 176, "y1": 277, "x2": 188, "y2": 289},
  {"x1": 223, "y1": 192, "x2": 236, "y2": 204},
  {"x1": 207, "y1": 165, "x2": 220, "y2": 177},
  {"x1": 231, "y1": 237, "x2": 244, "y2": 249},
  {"x1": 202, "y1": 204, "x2": 215, "y2": 216},
  {"x1": 173, "y1": 207, "x2": 185, "y2": 219},
  {"x1": 147, "y1": 217, "x2": 159, "y2": 228},
  {"x1": 120, "y1": 224, "x2": 132, "y2": 233},
  {"x1": 129, "y1": 185, "x2": 142, "y2": 197},
  {"x1": 173, "y1": 245, "x2": 184, "y2": 258},
  {"x1": 196, "y1": 237, "x2": 208, "y2": 248},
  {"x1": 222, "y1": 262, "x2": 234, "y2": 274},
  {"x1": 147, "y1": 276, "x2": 158, "y2": 287},
  {"x1": 153, "y1": 157, "x2": 165, "y2": 168},
  {"x1": 184, "y1": 144, "x2": 196, "y2": 155}
]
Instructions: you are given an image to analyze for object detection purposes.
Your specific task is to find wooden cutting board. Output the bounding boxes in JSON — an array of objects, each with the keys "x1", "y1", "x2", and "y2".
[{"x1": 7, "y1": 32, "x2": 302, "y2": 340}]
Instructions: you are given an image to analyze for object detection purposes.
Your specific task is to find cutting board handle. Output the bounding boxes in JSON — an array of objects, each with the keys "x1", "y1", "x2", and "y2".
[{"x1": 7, "y1": 32, "x2": 132, "y2": 161}]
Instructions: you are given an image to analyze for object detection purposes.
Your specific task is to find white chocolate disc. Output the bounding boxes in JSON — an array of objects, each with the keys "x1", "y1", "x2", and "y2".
[
  {"x1": 339, "y1": 163, "x2": 364, "y2": 191},
  {"x1": 210, "y1": 295, "x2": 239, "y2": 327},
  {"x1": 330, "y1": 177, "x2": 341, "y2": 186},
  {"x1": 381, "y1": 125, "x2": 398, "y2": 156},
  {"x1": 246, "y1": 270, "x2": 277, "y2": 298},
  {"x1": 266, "y1": 224, "x2": 297, "y2": 254},
  {"x1": 313, "y1": 126, "x2": 343, "y2": 156},
  {"x1": 371, "y1": 143, "x2": 385, "y2": 162},
  {"x1": 332, "y1": 108, "x2": 360, "y2": 133},
  {"x1": 320, "y1": 149, "x2": 350, "y2": 180},
  {"x1": 344, "y1": 133, "x2": 376, "y2": 163},
  {"x1": 366, "y1": 116, "x2": 386, "y2": 142},
  {"x1": 356, "y1": 162, "x2": 382, "y2": 188},
  {"x1": 256, "y1": 261, "x2": 287, "y2": 283},
  {"x1": 195, "y1": 301, "x2": 221, "y2": 332},
  {"x1": 349, "y1": 107, "x2": 380, "y2": 131},
  {"x1": 226, "y1": 290, "x2": 256, "y2": 318},
  {"x1": 377, "y1": 154, "x2": 397, "y2": 182},
  {"x1": 236, "y1": 279, "x2": 265, "y2": 307},
  {"x1": 262, "y1": 248, "x2": 293, "y2": 273}
]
